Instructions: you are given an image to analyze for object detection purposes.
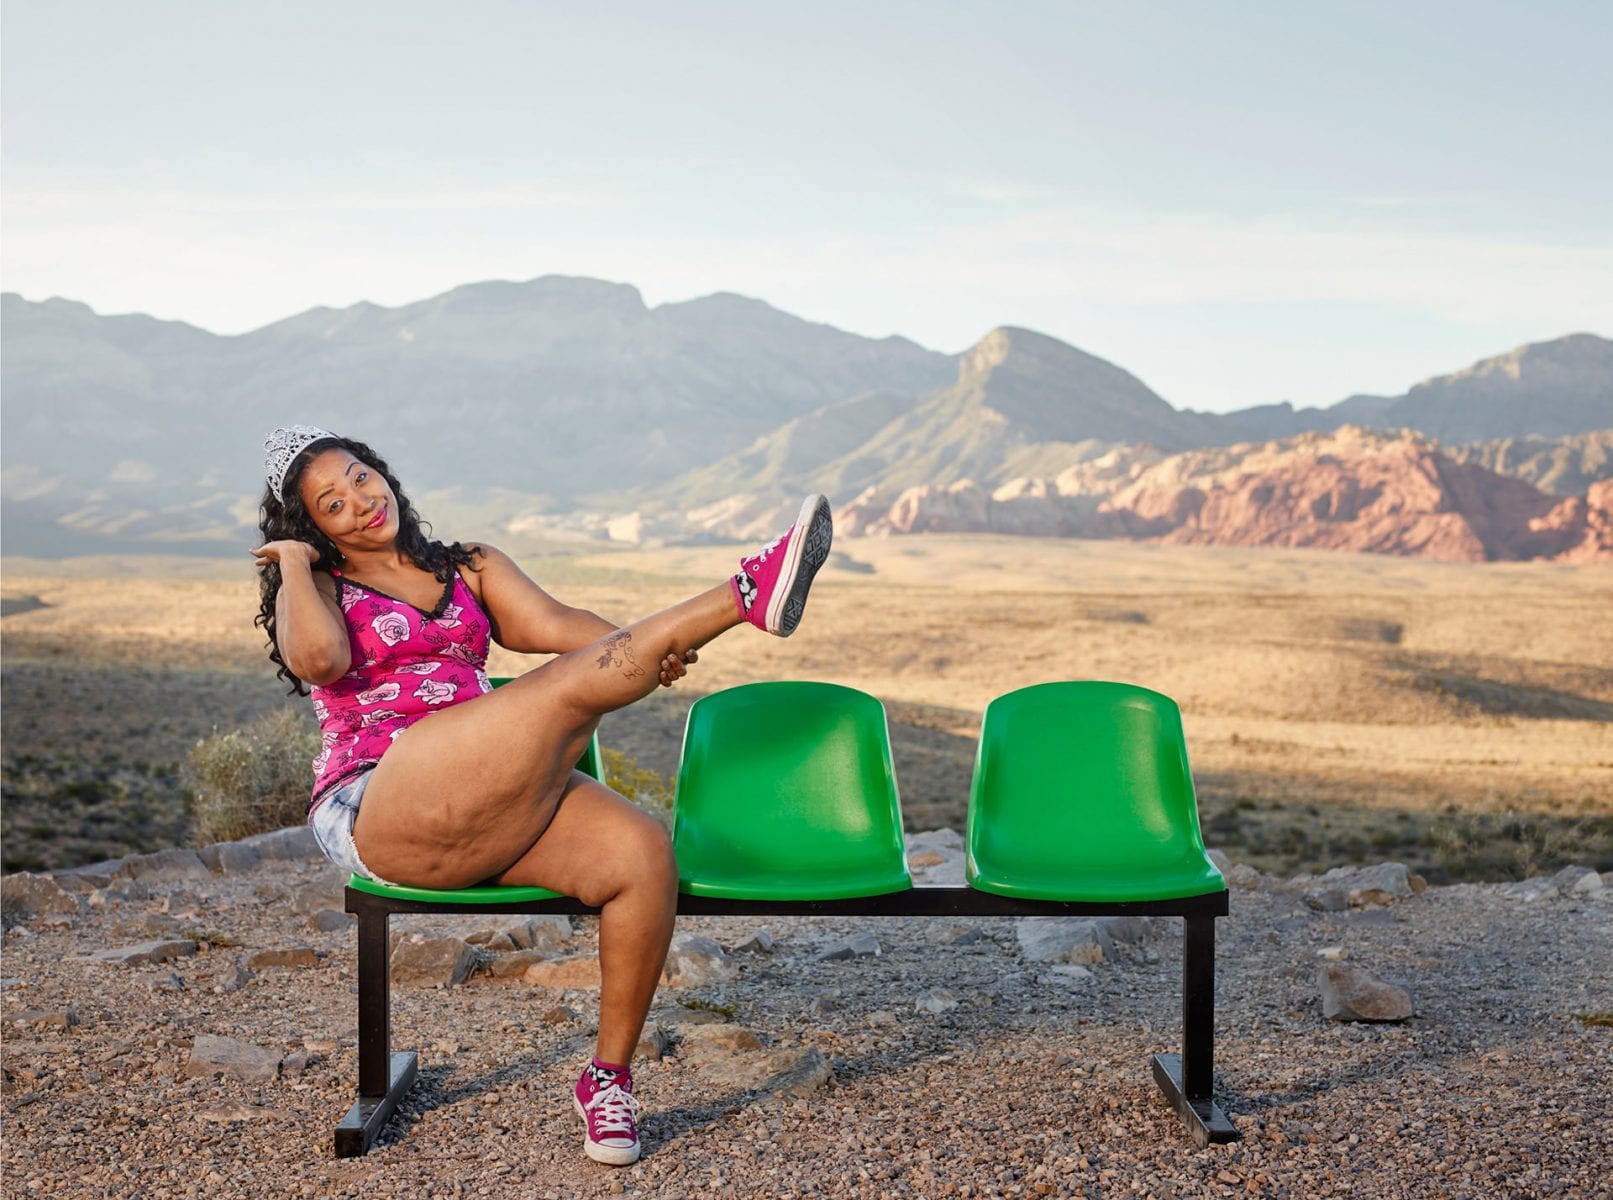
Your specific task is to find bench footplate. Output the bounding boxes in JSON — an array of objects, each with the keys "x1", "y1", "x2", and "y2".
[
  {"x1": 1151, "y1": 1053, "x2": 1238, "y2": 1147},
  {"x1": 334, "y1": 1051, "x2": 417, "y2": 1158}
]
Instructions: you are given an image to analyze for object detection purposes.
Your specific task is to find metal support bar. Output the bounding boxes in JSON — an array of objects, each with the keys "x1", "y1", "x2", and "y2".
[
  {"x1": 355, "y1": 907, "x2": 392, "y2": 1098},
  {"x1": 1182, "y1": 913, "x2": 1215, "y2": 1098}
]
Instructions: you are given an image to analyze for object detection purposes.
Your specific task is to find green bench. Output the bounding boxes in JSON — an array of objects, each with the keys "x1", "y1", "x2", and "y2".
[{"x1": 337, "y1": 679, "x2": 1236, "y2": 1156}]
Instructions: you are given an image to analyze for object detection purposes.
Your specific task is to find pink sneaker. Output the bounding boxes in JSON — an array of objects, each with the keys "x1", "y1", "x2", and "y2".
[
  {"x1": 573, "y1": 1062, "x2": 641, "y2": 1166},
  {"x1": 732, "y1": 494, "x2": 833, "y2": 637}
]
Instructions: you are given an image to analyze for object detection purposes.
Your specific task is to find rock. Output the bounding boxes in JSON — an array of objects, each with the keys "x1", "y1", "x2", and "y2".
[
  {"x1": 196, "y1": 842, "x2": 264, "y2": 874},
  {"x1": 213, "y1": 962, "x2": 253, "y2": 993},
  {"x1": 282, "y1": 1051, "x2": 310, "y2": 1076},
  {"x1": 759, "y1": 1047, "x2": 832, "y2": 1099},
  {"x1": 81, "y1": 939, "x2": 198, "y2": 966},
  {"x1": 10, "y1": 1009, "x2": 80, "y2": 1029},
  {"x1": 906, "y1": 831, "x2": 967, "y2": 884},
  {"x1": 391, "y1": 936, "x2": 480, "y2": 987},
  {"x1": 816, "y1": 932, "x2": 882, "y2": 961},
  {"x1": 139, "y1": 914, "x2": 185, "y2": 937},
  {"x1": 506, "y1": 916, "x2": 574, "y2": 950},
  {"x1": 1046, "y1": 964, "x2": 1095, "y2": 984},
  {"x1": 1, "y1": 873, "x2": 82, "y2": 922},
  {"x1": 662, "y1": 934, "x2": 740, "y2": 986},
  {"x1": 48, "y1": 860, "x2": 127, "y2": 891},
  {"x1": 1304, "y1": 887, "x2": 1351, "y2": 913},
  {"x1": 1318, "y1": 946, "x2": 1348, "y2": 961},
  {"x1": 730, "y1": 929, "x2": 775, "y2": 955},
  {"x1": 1096, "y1": 916, "x2": 1154, "y2": 945},
  {"x1": 237, "y1": 826, "x2": 324, "y2": 863},
  {"x1": 636, "y1": 1028, "x2": 671, "y2": 1061},
  {"x1": 1206, "y1": 849, "x2": 1233, "y2": 875},
  {"x1": 523, "y1": 954, "x2": 603, "y2": 990},
  {"x1": 121, "y1": 849, "x2": 211, "y2": 883},
  {"x1": 1497, "y1": 877, "x2": 1560, "y2": 903},
  {"x1": 1318, "y1": 964, "x2": 1414, "y2": 1022},
  {"x1": 1224, "y1": 864, "x2": 1263, "y2": 889},
  {"x1": 907, "y1": 828, "x2": 963, "y2": 851},
  {"x1": 486, "y1": 949, "x2": 553, "y2": 979},
  {"x1": 914, "y1": 988, "x2": 961, "y2": 1014},
  {"x1": 309, "y1": 909, "x2": 353, "y2": 933},
  {"x1": 1318, "y1": 862, "x2": 1415, "y2": 904},
  {"x1": 931, "y1": 922, "x2": 989, "y2": 946},
  {"x1": 291, "y1": 870, "x2": 349, "y2": 914},
  {"x1": 248, "y1": 947, "x2": 320, "y2": 969},
  {"x1": 866, "y1": 1010, "x2": 899, "y2": 1027},
  {"x1": 197, "y1": 1102, "x2": 289, "y2": 1122},
  {"x1": 677, "y1": 1023, "x2": 765, "y2": 1055},
  {"x1": 1015, "y1": 918, "x2": 1115, "y2": 965},
  {"x1": 184, "y1": 1034, "x2": 282, "y2": 1082},
  {"x1": 687, "y1": 1041, "x2": 832, "y2": 1100},
  {"x1": 539, "y1": 1004, "x2": 579, "y2": 1025},
  {"x1": 1552, "y1": 865, "x2": 1604, "y2": 896}
]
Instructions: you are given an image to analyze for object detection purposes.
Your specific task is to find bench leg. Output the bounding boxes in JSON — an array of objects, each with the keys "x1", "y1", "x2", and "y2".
[
  {"x1": 1151, "y1": 913, "x2": 1238, "y2": 1147},
  {"x1": 334, "y1": 907, "x2": 418, "y2": 1157}
]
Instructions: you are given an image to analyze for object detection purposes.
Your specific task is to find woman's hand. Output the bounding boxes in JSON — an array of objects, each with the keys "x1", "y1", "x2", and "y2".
[
  {"x1": 657, "y1": 648, "x2": 698, "y2": 688},
  {"x1": 251, "y1": 540, "x2": 320, "y2": 570}
]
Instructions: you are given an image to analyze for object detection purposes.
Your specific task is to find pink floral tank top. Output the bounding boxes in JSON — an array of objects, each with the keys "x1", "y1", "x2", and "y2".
[{"x1": 308, "y1": 571, "x2": 493, "y2": 809}]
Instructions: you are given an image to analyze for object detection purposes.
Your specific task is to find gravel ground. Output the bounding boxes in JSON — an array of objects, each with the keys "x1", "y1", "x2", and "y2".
[{"x1": 3, "y1": 850, "x2": 1611, "y2": 1200}]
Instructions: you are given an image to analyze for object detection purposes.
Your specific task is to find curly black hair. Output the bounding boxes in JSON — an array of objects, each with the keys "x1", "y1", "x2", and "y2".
[{"x1": 255, "y1": 434, "x2": 481, "y2": 694}]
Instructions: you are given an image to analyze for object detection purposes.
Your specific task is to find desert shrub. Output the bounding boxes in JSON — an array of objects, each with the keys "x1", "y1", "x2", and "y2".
[
  {"x1": 185, "y1": 707, "x2": 320, "y2": 845},
  {"x1": 602, "y1": 748, "x2": 675, "y2": 830}
]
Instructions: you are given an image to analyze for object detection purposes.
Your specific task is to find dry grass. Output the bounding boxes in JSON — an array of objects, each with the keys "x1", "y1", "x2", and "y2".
[{"x1": 3, "y1": 539, "x2": 1610, "y2": 878}]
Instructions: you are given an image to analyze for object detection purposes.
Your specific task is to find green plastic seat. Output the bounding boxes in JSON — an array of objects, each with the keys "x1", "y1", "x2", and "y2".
[
  {"x1": 673, "y1": 681, "x2": 912, "y2": 900},
  {"x1": 343, "y1": 675, "x2": 603, "y2": 903},
  {"x1": 966, "y1": 681, "x2": 1224, "y2": 903}
]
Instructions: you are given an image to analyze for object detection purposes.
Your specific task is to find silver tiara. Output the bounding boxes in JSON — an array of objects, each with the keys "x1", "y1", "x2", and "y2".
[{"x1": 264, "y1": 424, "x2": 338, "y2": 501}]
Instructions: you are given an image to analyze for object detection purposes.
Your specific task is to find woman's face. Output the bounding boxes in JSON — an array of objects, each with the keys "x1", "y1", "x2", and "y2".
[{"x1": 296, "y1": 448, "x2": 398, "y2": 549}]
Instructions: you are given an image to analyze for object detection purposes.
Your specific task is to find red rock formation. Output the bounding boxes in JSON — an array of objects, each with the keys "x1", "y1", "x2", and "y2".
[{"x1": 831, "y1": 427, "x2": 1613, "y2": 563}]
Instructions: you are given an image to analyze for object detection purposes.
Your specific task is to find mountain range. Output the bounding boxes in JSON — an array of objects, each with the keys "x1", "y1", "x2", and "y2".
[{"x1": 1, "y1": 279, "x2": 1609, "y2": 561}]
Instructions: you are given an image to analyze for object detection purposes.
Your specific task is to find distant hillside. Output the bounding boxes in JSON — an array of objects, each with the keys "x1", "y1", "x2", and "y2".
[
  {"x1": 1200, "y1": 333, "x2": 1613, "y2": 444},
  {"x1": 1446, "y1": 429, "x2": 1613, "y2": 496},
  {"x1": 0, "y1": 281, "x2": 955, "y2": 554}
]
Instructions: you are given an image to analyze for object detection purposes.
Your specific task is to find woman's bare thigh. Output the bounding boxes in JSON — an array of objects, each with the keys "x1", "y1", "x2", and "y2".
[{"x1": 349, "y1": 660, "x2": 603, "y2": 888}]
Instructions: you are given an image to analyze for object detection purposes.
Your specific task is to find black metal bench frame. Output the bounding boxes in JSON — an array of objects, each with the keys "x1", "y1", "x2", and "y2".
[{"x1": 338, "y1": 883, "x2": 1236, "y2": 1156}]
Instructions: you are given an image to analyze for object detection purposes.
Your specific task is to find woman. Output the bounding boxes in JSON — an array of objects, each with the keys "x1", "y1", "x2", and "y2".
[{"x1": 251, "y1": 424, "x2": 832, "y2": 1167}]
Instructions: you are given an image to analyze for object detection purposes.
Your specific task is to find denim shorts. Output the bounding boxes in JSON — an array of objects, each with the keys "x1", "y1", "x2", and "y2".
[{"x1": 308, "y1": 769, "x2": 397, "y2": 886}]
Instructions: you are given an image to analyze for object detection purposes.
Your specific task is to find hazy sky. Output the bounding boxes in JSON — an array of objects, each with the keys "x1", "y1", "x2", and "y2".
[{"x1": 3, "y1": 0, "x2": 1609, "y2": 412}]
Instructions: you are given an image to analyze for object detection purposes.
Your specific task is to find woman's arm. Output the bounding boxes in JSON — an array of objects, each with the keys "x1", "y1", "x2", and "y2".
[
  {"x1": 468, "y1": 543, "x2": 617, "y2": 654},
  {"x1": 251, "y1": 540, "x2": 352, "y2": 685}
]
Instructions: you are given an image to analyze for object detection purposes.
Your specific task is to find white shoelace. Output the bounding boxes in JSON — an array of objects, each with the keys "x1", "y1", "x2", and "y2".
[
  {"x1": 747, "y1": 533, "x2": 784, "y2": 564},
  {"x1": 584, "y1": 1082, "x2": 640, "y2": 1138}
]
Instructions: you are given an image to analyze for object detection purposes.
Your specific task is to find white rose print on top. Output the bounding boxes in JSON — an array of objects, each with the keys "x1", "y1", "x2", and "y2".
[
  {"x1": 371, "y1": 611, "x2": 412, "y2": 646},
  {"x1": 360, "y1": 708, "x2": 404, "y2": 728},
  {"x1": 355, "y1": 682, "x2": 402, "y2": 705},
  {"x1": 340, "y1": 588, "x2": 364, "y2": 614},
  {"x1": 395, "y1": 662, "x2": 441, "y2": 675},
  {"x1": 414, "y1": 679, "x2": 459, "y2": 706},
  {"x1": 434, "y1": 603, "x2": 463, "y2": 629}
]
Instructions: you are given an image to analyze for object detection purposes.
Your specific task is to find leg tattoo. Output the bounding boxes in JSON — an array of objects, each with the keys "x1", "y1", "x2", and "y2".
[{"x1": 595, "y1": 631, "x2": 648, "y2": 680}]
